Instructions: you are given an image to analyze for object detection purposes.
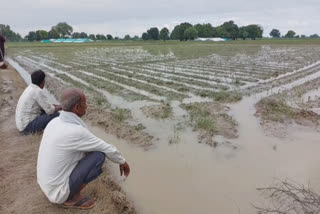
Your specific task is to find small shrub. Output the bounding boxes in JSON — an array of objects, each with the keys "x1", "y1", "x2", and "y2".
[
  {"x1": 112, "y1": 108, "x2": 130, "y2": 122},
  {"x1": 196, "y1": 118, "x2": 216, "y2": 133}
]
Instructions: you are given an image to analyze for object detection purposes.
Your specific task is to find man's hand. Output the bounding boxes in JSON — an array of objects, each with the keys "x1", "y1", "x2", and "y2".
[
  {"x1": 54, "y1": 104, "x2": 62, "y2": 112},
  {"x1": 119, "y1": 162, "x2": 130, "y2": 177}
]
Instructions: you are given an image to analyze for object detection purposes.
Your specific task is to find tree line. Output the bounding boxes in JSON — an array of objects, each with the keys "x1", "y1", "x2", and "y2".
[
  {"x1": 1, "y1": 21, "x2": 319, "y2": 42},
  {"x1": 143, "y1": 21, "x2": 319, "y2": 41},
  {"x1": 143, "y1": 21, "x2": 264, "y2": 41},
  {"x1": 149, "y1": 21, "x2": 264, "y2": 41},
  {"x1": 0, "y1": 24, "x2": 22, "y2": 41},
  {"x1": 269, "y1": 28, "x2": 319, "y2": 38}
]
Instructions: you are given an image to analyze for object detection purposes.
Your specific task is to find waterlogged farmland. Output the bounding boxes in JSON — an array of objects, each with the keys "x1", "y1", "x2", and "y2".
[
  {"x1": 8, "y1": 41, "x2": 320, "y2": 214},
  {"x1": 9, "y1": 43, "x2": 320, "y2": 103}
]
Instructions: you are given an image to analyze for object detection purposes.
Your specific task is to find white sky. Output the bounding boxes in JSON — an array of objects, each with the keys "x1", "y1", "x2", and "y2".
[{"x1": 2, "y1": 0, "x2": 320, "y2": 37}]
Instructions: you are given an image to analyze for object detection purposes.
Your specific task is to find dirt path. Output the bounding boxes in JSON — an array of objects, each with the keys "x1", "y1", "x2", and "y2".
[{"x1": 0, "y1": 65, "x2": 136, "y2": 214}]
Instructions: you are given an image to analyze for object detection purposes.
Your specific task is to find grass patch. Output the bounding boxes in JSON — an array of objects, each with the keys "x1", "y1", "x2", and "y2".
[
  {"x1": 183, "y1": 104, "x2": 216, "y2": 134},
  {"x1": 112, "y1": 108, "x2": 131, "y2": 122},
  {"x1": 93, "y1": 96, "x2": 108, "y2": 106},
  {"x1": 141, "y1": 103, "x2": 173, "y2": 119},
  {"x1": 154, "y1": 103, "x2": 172, "y2": 119},
  {"x1": 196, "y1": 118, "x2": 216, "y2": 133},
  {"x1": 256, "y1": 97, "x2": 295, "y2": 122},
  {"x1": 198, "y1": 90, "x2": 242, "y2": 103}
]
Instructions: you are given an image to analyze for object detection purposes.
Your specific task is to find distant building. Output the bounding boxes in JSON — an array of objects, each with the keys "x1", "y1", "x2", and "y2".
[
  {"x1": 41, "y1": 38, "x2": 91, "y2": 43},
  {"x1": 195, "y1": 38, "x2": 228, "y2": 42}
]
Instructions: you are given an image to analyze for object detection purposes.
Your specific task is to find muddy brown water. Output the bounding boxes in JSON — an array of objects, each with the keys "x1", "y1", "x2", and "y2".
[
  {"x1": 90, "y1": 101, "x2": 320, "y2": 214},
  {"x1": 10, "y1": 58, "x2": 320, "y2": 214}
]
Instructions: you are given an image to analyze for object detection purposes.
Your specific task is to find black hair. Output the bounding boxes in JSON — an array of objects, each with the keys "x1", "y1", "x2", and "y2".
[{"x1": 31, "y1": 70, "x2": 45, "y2": 86}]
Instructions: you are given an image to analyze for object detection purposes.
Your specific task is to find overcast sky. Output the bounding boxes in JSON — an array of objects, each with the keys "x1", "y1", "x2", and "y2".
[{"x1": 2, "y1": 0, "x2": 320, "y2": 37}]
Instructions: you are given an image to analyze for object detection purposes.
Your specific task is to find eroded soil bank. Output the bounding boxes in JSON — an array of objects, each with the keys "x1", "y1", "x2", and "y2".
[{"x1": 0, "y1": 66, "x2": 136, "y2": 214}]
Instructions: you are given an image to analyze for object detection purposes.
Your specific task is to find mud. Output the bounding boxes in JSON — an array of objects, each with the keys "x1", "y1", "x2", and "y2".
[
  {"x1": 140, "y1": 103, "x2": 172, "y2": 119},
  {"x1": 255, "y1": 97, "x2": 320, "y2": 138},
  {"x1": 0, "y1": 66, "x2": 136, "y2": 214}
]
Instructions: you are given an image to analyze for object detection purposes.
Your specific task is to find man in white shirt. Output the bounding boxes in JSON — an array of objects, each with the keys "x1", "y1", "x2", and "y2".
[
  {"x1": 15, "y1": 70, "x2": 61, "y2": 134},
  {"x1": 37, "y1": 88, "x2": 130, "y2": 209}
]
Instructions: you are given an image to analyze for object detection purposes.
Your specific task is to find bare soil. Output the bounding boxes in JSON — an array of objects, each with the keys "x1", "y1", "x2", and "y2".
[
  {"x1": 0, "y1": 65, "x2": 136, "y2": 214},
  {"x1": 140, "y1": 103, "x2": 172, "y2": 119}
]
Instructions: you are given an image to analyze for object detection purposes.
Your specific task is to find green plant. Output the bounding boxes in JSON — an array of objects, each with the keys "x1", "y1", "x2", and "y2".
[
  {"x1": 112, "y1": 108, "x2": 130, "y2": 122},
  {"x1": 196, "y1": 118, "x2": 216, "y2": 133}
]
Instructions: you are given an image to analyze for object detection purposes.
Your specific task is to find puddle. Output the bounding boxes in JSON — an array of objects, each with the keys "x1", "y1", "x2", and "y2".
[{"x1": 303, "y1": 87, "x2": 320, "y2": 102}]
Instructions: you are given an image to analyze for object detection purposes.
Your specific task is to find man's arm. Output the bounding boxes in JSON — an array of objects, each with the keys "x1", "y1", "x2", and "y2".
[
  {"x1": 36, "y1": 91, "x2": 56, "y2": 114},
  {"x1": 53, "y1": 104, "x2": 62, "y2": 112},
  {"x1": 73, "y1": 128, "x2": 126, "y2": 165}
]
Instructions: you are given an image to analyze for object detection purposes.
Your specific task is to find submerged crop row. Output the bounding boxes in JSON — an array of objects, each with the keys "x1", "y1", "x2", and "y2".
[{"x1": 9, "y1": 43, "x2": 320, "y2": 103}]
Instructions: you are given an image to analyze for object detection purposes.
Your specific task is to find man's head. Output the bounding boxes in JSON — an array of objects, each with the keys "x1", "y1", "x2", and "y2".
[
  {"x1": 31, "y1": 70, "x2": 45, "y2": 89},
  {"x1": 60, "y1": 88, "x2": 87, "y2": 117}
]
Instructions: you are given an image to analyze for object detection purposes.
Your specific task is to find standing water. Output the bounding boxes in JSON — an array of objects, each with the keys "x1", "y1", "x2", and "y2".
[{"x1": 10, "y1": 58, "x2": 320, "y2": 214}]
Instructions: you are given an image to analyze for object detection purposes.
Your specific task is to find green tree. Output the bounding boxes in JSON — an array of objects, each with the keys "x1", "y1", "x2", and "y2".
[
  {"x1": 171, "y1": 22, "x2": 193, "y2": 41},
  {"x1": 48, "y1": 29, "x2": 60, "y2": 39},
  {"x1": 27, "y1": 31, "x2": 37, "y2": 41},
  {"x1": 79, "y1": 32, "x2": 88, "y2": 38},
  {"x1": 194, "y1": 23, "x2": 214, "y2": 37},
  {"x1": 53, "y1": 22, "x2": 73, "y2": 38},
  {"x1": 96, "y1": 34, "x2": 106, "y2": 40},
  {"x1": 88, "y1": 34, "x2": 96, "y2": 40},
  {"x1": 239, "y1": 27, "x2": 249, "y2": 40},
  {"x1": 285, "y1": 30, "x2": 296, "y2": 38},
  {"x1": 142, "y1": 32, "x2": 150, "y2": 40},
  {"x1": 72, "y1": 32, "x2": 81, "y2": 38},
  {"x1": 184, "y1": 27, "x2": 198, "y2": 40},
  {"x1": 221, "y1": 21, "x2": 239, "y2": 40},
  {"x1": 106, "y1": 34, "x2": 113, "y2": 40},
  {"x1": 39, "y1": 30, "x2": 48, "y2": 40},
  {"x1": 132, "y1": 35, "x2": 139, "y2": 40},
  {"x1": 159, "y1": 27, "x2": 170, "y2": 41},
  {"x1": 124, "y1": 34, "x2": 131, "y2": 40},
  {"x1": 0, "y1": 24, "x2": 22, "y2": 41},
  {"x1": 214, "y1": 26, "x2": 227, "y2": 38},
  {"x1": 147, "y1": 27, "x2": 159, "y2": 40},
  {"x1": 270, "y1": 29, "x2": 281, "y2": 38},
  {"x1": 245, "y1": 25, "x2": 263, "y2": 40},
  {"x1": 310, "y1": 34, "x2": 319, "y2": 38}
]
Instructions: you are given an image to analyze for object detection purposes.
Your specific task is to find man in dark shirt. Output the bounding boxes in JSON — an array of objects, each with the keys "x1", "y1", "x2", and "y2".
[{"x1": 0, "y1": 32, "x2": 7, "y2": 69}]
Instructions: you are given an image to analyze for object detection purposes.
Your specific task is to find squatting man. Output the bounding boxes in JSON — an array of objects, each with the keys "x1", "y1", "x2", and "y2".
[
  {"x1": 15, "y1": 70, "x2": 61, "y2": 134},
  {"x1": 37, "y1": 88, "x2": 130, "y2": 209}
]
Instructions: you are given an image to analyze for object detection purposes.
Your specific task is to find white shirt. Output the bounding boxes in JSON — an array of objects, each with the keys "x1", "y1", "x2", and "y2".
[
  {"x1": 15, "y1": 83, "x2": 55, "y2": 131},
  {"x1": 37, "y1": 111, "x2": 126, "y2": 204}
]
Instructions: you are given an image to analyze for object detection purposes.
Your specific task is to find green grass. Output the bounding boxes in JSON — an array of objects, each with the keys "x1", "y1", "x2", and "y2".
[
  {"x1": 112, "y1": 108, "x2": 131, "y2": 122},
  {"x1": 198, "y1": 90, "x2": 242, "y2": 103},
  {"x1": 8, "y1": 39, "x2": 320, "y2": 61},
  {"x1": 153, "y1": 103, "x2": 173, "y2": 119},
  {"x1": 196, "y1": 118, "x2": 216, "y2": 133},
  {"x1": 183, "y1": 104, "x2": 217, "y2": 134},
  {"x1": 258, "y1": 97, "x2": 295, "y2": 122}
]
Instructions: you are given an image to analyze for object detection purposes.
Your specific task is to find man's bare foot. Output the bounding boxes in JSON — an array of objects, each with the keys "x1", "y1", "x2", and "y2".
[{"x1": 63, "y1": 195, "x2": 96, "y2": 209}]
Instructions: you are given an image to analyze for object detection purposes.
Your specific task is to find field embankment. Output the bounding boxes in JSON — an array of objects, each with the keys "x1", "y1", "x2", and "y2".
[{"x1": 0, "y1": 65, "x2": 136, "y2": 214}]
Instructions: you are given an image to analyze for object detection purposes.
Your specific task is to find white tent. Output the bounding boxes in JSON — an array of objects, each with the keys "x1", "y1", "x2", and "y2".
[{"x1": 195, "y1": 38, "x2": 228, "y2": 42}]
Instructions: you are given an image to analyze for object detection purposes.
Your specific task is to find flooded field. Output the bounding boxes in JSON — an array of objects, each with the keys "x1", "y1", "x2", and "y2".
[{"x1": 7, "y1": 41, "x2": 320, "y2": 214}]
